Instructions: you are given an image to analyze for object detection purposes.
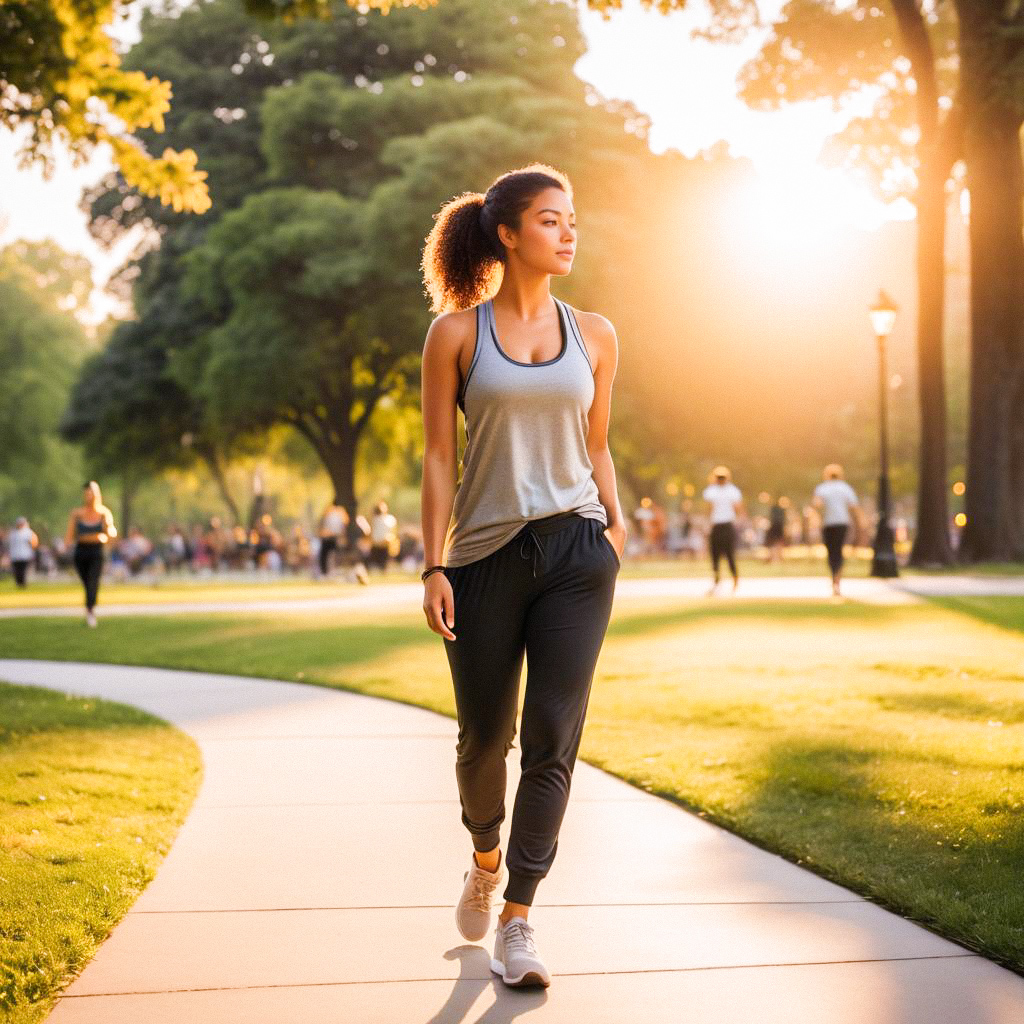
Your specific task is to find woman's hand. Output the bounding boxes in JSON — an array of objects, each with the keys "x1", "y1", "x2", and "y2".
[
  {"x1": 423, "y1": 571, "x2": 456, "y2": 640},
  {"x1": 603, "y1": 522, "x2": 627, "y2": 561}
]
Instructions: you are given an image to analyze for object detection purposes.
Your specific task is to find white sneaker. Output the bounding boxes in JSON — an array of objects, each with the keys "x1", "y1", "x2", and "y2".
[
  {"x1": 455, "y1": 851, "x2": 503, "y2": 941},
  {"x1": 491, "y1": 916, "x2": 551, "y2": 988},
  {"x1": 86, "y1": 611, "x2": 97, "y2": 628}
]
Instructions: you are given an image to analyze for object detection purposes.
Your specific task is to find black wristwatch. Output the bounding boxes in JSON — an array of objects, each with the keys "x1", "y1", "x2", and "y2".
[{"x1": 421, "y1": 564, "x2": 446, "y2": 581}]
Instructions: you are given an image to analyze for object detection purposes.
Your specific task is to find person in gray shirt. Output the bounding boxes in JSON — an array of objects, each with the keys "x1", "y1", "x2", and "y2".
[{"x1": 418, "y1": 163, "x2": 626, "y2": 989}]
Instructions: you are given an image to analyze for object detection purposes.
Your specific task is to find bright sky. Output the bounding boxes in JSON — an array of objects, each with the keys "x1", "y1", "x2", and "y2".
[{"x1": 0, "y1": 0, "x2": 905, "y2": 325}]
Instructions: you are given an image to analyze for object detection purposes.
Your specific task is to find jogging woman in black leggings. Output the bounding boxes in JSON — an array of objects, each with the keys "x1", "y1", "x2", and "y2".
[
  {"x1": 419, "y1": 164, "x2": 625, "y2": 989},
  {"x1": 63, "y1": 481, "x2": 117, "y2": 627}
]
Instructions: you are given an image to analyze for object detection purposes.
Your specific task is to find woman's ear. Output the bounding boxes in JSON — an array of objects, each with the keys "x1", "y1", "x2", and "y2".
[{"x1": 496, "y1": 222, "x2": 516, "y2": 251}]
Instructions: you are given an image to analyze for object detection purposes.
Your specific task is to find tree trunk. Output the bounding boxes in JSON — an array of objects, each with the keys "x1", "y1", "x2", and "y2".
[
  {"x1": 1011, "y1": 373, "x2": 1024, "y2": 557},
  {"x1": 890, "y1": 0, "x2": 954, "y2": 565},
  {"x1": 198, "y1": 445, "x2": 241, "y2": 525},
  {"x1": 958, "y1": 44, "x2": 1024, "y2": 561},
  {"x1": 909, "y1": 160, "x2": 954, "y2": 565},
  {"x1": 292, "y1": 415, "x2": 360, "y2": 519},
  {"x1": 323, "y1": 443, "x2": 358, "y2": 521}
]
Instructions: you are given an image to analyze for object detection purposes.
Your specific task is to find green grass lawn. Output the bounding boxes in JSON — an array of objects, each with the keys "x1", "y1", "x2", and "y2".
[
  {"x1": 0, "y1": 553, "x2": 876, "y2": 609},
  {"x1": 0, "y1": 576, "x2": 380, "y2": 609},
  {"x1": 0, "y1": 682, "x2": 202, "y2": 1023},
  {"x1": 0, "y1": 594, "x2": 1022, "y2": 979}
]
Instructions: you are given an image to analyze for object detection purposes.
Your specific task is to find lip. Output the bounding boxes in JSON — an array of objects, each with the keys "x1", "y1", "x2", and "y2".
[{"x1": 557, "y1": 250, "x2": 575, "y2": 258}]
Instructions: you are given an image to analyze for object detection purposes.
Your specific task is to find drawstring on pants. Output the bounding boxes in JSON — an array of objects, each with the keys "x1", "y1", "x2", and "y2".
[
  {"x1": 519, "y1": 528, "x2": 545, "y2": 579},
  {"x1": 516, "y1": 511, "x2": 582, "y2": 579}
]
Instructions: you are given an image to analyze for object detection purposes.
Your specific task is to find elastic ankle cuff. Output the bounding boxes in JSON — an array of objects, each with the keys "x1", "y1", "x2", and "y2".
[
  {"x1": 504, "y1": 871, "x2": 541, "y2": 906},
  {"x1": 471, "y1": 829, "x2": 502, "y2": 854}
]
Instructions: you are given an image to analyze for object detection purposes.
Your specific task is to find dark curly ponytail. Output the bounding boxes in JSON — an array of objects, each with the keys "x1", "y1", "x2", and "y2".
[{"x1": 421, "y1": 163, "x2": 572, "y2": 314}]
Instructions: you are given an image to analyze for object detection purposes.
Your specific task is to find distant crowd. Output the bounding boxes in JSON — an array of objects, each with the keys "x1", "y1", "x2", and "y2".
[
  {"x1": 0, "y1": 499, "x2": 425, "y2": 586},
  {"x1": 1, "y1": 469, "x2": 925, "y2": 592}
]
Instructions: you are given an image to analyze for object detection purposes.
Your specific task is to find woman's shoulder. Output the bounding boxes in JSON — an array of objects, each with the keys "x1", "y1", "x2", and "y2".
[
  {"x1": 564, "y1": 304, "x2": 617, "y2": 357},
  {"x1": 424, "y1": 307, "x2": 477, "y2": 348},
  {"x1": 564, "y1": 304, "x2": 615, "y2": 339}
]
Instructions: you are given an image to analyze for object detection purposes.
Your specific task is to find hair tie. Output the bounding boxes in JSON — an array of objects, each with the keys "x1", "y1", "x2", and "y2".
[{"x1": 478, "y1": 198, "x2": 494, "y2": 232}]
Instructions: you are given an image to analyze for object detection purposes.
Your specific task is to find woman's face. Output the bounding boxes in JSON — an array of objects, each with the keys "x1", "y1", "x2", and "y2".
[
  {"x1": 499, "y1": 187, "x2": 576, "y2": 277},
  {"x1": 83, "y1": 485, "x2": 98, "y2": 507}
]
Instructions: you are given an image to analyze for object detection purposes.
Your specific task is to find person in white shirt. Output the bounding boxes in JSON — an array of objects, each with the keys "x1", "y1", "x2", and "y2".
[
  {"x1": 812, "y1": 464, "x2": 865, "y2": 597},
  {"x1": 368, "y1": 500, "x2": 398, "y2": 572},
  {"x1": 317, "y1": 498, "x2": 347, "y2": 578},
  {"x1": 702, "y1": 466, "x2": 744, "y2": 593},
  {"x1": 8, "y1": 517, "x2": 38, "y2": 587}
]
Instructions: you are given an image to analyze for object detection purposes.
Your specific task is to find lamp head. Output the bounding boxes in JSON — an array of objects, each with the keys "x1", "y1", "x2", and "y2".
[{"x1": 869, "y1": 289, "x2": 899, "y2": 338}]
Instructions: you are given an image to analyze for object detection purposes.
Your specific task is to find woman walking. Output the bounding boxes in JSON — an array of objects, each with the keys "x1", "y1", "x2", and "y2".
[
  {"x1": 812, "y1": 464, "x2": 864, "y2": 597},
  {"x1": 419, "y1": 164, "x2": 625, "y2": 989},
  {"x1": 702, "y1": 466, "x2": 744, "y2": 594},
  {"x1": 63, "y1": 481, "x2": 117, "y2": 626}
]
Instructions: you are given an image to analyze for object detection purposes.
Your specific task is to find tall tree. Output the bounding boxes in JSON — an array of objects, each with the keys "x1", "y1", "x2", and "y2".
[
  {"x1": 589, "y1": 0, "x2": 1024, "y2": 563},
  {"x1": 956, "y1": 0, "x2": 1024, "y2": 560},
  {"x1": 85, "y1": 0, "x2": 658, "y2": 513},
  {"x1": 589, "y1": 0, "x2": 962, "y2": 564}
]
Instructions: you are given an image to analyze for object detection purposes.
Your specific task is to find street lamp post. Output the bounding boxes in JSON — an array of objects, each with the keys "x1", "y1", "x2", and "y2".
[{"x1": 868, "y1": 290, "x2": 900, "y2": 578}]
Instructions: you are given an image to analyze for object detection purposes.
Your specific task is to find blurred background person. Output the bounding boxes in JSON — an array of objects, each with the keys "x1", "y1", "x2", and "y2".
[
  {"x1": 812, "y1": 463, "x2": 865, "y2": 597},
  {"x1": 285, "y1": 524, "x2": 312, "y2": 573},
  {"x1": 317, "y1": 496, "x2": 347, "y2": 578},
  {"x1": 8, "y1": 516, "x2": 39, "y2": 587},
  {"x1": 368, "y1": 500, "x2": 398, "y2": 573},
  {"x1": 253, "y1": 513, "x2": 282, "y2": 570},
  {"x1": 764, "y1": 496, "x2": 789, "y2": 564},
  {"x1": 120, "y1": 526, "x2": 155, "y2": 576},
  {"x1": 341, "y1": 506, "x2": 370, "y2": 585},
  {"x1": 703, "y1": 466, "x2": 744, "y2": 594},
  {"x1": 63, "y1": 481, "x2": 117, "y2": 627}
]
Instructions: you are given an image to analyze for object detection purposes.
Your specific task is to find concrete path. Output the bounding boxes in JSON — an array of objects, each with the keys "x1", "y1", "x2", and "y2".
[
  {"x1": 3, "y1": 659, "x2": 1024, "y2": 1023},
  {"x1": 4, "y1": 573, "x2": 1024, "y2": 619}
]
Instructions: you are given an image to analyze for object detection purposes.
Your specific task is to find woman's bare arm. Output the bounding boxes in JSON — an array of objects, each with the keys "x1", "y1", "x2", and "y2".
[
  {"x1": 575, "y1": 309, "x2": 626, "y2": 555},
  {"x1": 420, "y1": 309, "x2": 473, "y2": 638},
  {"x1": 64, "y1": 510, "x2": 77, "y2": 548}
]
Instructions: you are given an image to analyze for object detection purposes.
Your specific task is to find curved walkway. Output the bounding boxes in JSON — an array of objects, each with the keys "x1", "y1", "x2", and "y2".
[{"x1": 3, "y1": 659, "x2": 1023, "y2": 1023}]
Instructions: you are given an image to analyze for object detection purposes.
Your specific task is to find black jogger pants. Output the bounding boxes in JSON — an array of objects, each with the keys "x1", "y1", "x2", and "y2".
[
  {"x1": 441, "y1": 511, "x2": 620, "y2": 906},
  {"x1": 823, "y1": 523, "x2": 848, "y2": 576},
  {"x1": 73, "y1": 542, "x2": 104, "y2": 611},
  {"x1": 709, "y1": 521, "x2": 737, "y2": 578}
]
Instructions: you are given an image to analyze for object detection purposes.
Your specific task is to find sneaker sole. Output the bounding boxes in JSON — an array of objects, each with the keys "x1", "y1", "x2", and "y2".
[{"x1": 490, "y1": 958, "x2": 551, "y2": 988}]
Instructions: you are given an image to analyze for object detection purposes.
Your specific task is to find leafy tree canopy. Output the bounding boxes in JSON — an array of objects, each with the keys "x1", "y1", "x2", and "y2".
[{"x1": 0, "y1": 0, "x2": 432, "y2": 213}]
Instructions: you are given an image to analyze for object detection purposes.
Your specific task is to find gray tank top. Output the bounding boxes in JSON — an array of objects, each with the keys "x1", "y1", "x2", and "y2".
[{"x1": 443, "y1": 296, "x2": 608, "y2": 567}]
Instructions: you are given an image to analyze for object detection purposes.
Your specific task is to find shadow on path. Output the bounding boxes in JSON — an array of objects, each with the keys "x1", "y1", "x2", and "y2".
[{"x1": 424, "y1": 947, "x2": 547, "y2": 1024}]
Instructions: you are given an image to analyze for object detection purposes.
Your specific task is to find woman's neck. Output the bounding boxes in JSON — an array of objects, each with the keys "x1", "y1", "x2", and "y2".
[{"x1": 492, "y1": 266, "x2": 552, "y2": 321}]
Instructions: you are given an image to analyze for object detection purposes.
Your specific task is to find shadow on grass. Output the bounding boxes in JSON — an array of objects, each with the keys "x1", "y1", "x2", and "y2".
[
  {"x1": 683, "y1": 734, "x2": 1024, "y2": 977},
  {"x1": 930, "y1": 596, "x2": 1024, "y2": 637},
  {"x1": 872, "y1": 691, "x2": 1024, "y2": 725}
]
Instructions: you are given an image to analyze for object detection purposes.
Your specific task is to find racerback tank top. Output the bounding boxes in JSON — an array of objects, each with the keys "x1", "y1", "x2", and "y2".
[{"x1": 443, "y1": 296, "x2": 608, "y2": 567}]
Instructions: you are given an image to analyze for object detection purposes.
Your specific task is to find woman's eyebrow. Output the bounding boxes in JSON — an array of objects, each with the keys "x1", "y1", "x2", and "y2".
[{"x1": 537, "y1": 208, "x2": 575, "y2": 217}]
